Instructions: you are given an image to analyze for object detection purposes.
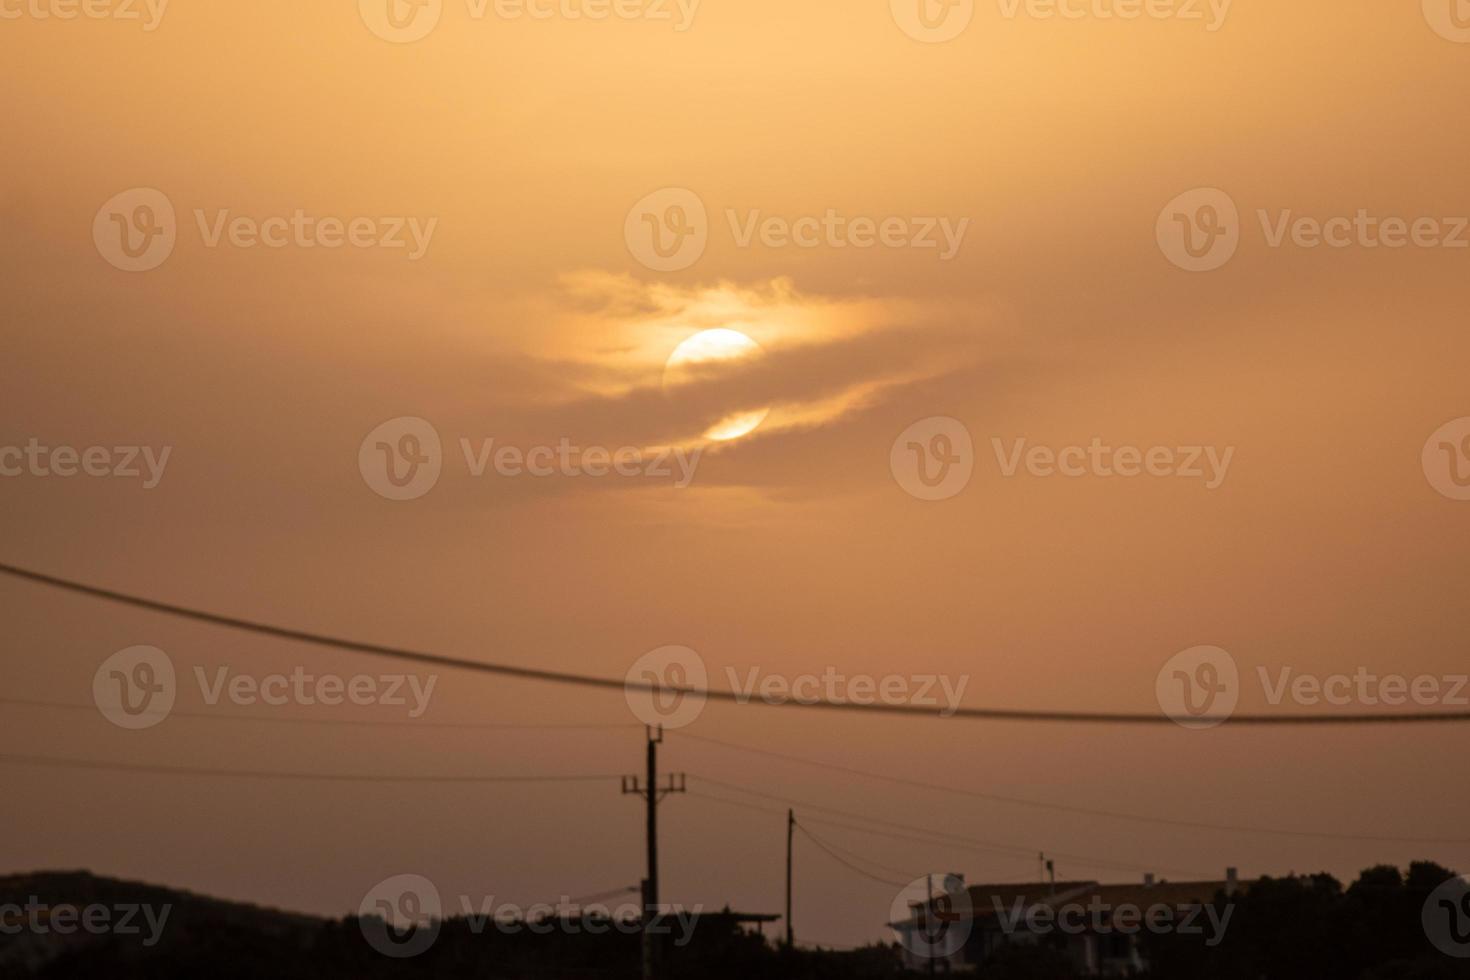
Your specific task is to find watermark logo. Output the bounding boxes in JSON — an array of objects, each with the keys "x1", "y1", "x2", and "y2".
[
  {"x1": 1156, "y1": 645, "x2": 1238, "y2": 729},
  {"x1": 625, "y1": 645, "x2": 708, "y2": 729},
  {"x1": 625, "y1": 187, "x2": 707, "y2": 272},
  {"x1": 359, "y1": 874, "x2": 442, "y2": 958},
  {"x1": 360, "y1": 421, "x2": 703, "y2": 500},
  {"x1": 360, "y1": 0, "x2": 443, "y2": 42},
  {"x1": 94, "y1": 188, "x2": 177, "y2": 273},
  {"x1": 1160, "y1": 189, "x2": 1469, "y2": 271},
  {"x1": 1158, "y1": 650, "x2": 1466, "y2": 727},
  {"x1": 890, "y1": 875, "x2": 973, "y2": 960},
  {"x1": 623, "y1": 647, "x2": 970, "y2": 724},
  {"x1": 891, "y1": 417, "x2": 974, "y2": 501},
  {"x1": 360, "y1": 417, "x2": 444, "y2": 501},
  {"x1": 1424, "y1": 874, "x2": 1470, "y2": 957},
  {"x1": 626, "y1": 190, "x2": 969, "y2": 270},
  {"x1": 891, "y1": 0, "x2": 974, "y2": 42},
  {"x1": 96, "y1": 190, "x2": 437, "y2": 270},
  {"x1": 358, "y1": 875, "x2": 695, "y2": 958},
  {"x1": 93, "y1": 645, "x2": 176, "y2": 730},
  {"x1": 1423, "y1": 0, "x2": 1470, "y2": 43},
  {"x1": 1423, "y1": 417, "x2": 1470, "y2": 501},
  {"x1": 93, "y1": 648, "x2": 440, "y2": 726},
  {"x1": 1157, "y1": 188, "x2": 1239, "y2": 272}
]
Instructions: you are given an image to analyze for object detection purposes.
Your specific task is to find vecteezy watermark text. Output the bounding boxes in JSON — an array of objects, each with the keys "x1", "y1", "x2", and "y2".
[
  {"x1": 992, "y1": 437, "x2": 1234, "y2": 489},
  {"x1": 93, "y1": 646, "x2": 438, "y2": 730},
  {"x1": 996, "y1": 0, "x2": 1230, "y2": 29},
  {"x1": 992, "y1": 894, "x2": 1234, "y2": 945},
  {"x1": 1156, "y1": 645, "x2": 1468, "y2": 728},
  {"x1": 358, "y1": 874, "x2": 698, "y2": 959},
  {"x1": 622, "y1": 646, "x2": 970, "y2": 728},
  {"x1": 890, "y1": 0, "x2": 1230, "y2": 44},
  {"x1": 0, "y1": 439, "x2": 171, "y2": 489},
  {"x1": 0, "y1": 0, "x2": 169, "y2": 30},
  {"x1": 358, "y1": 0, "x2": 700, "y2": 43},
  {"x1": 625, "y1": 188, "x2": 970, "y2": 272},
  {"x1": 0, "y1": 899, "x2": 171, "y2": 947},
  {"x1": 890, "y1": 418, "x2": 1235, "y2": 501},
  {"x1": 726, "y1": 666, "x2": 969, "y2": 716},
  {"x1": 358, "y1": 417, "x2": 702, "y2": 501},
  {"x1": 460, "y1": 438, "x2": 700, "y2": 486},
  {"x1": 193, "y1": 210, "x2": 436, "y2": 259},
  {"x1": 1158, "y1": 188, "x2": 1470, "y2": 272},
  {"x1": 93, "y1": 188, "x2": 437, "y2": 272}
]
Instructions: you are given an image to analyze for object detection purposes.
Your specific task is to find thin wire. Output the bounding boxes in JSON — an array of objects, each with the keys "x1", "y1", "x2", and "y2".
[
  {"x1": 673, "y1": 730, "x2": 1470, "y2": 845},
  {"x1": 7, "y1": 561, "x2": 1470, "y2": 726},
  {"x1": 0, "y1": 697, "x2": 636, "y2": 731},
  {"x1": 696, "y1": 776, "x2": 1219, "y2": 879},
  {"x1": 690, "y1": 783, "x2": 1211, "y2": 879},
  {"x1": 688, "y1": 787, "x2": 1213, "y2": 881},
  {"x1": 796, "y1": 823, "x2": 912, "y2": 888},
  {"x1": 794, "y1": 819, "x2": 929, "y2": 880},
  {"x1": 686, "y1": 790, "x2": 788, "y2": 818},
  {"x1": 0, "y1": 751, "x2": 623, "y2": 784},
  {"x1": 800, "y1": 815, "x2": 1217, "y2": 880},
  {"x1": 690, "y1": 790, "x2": 1072, "y2": 876},
  {"x1": 694, "y1": 776, "x2": 1041, "y2": 859}
]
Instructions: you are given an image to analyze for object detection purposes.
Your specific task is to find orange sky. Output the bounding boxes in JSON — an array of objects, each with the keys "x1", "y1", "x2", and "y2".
[{"x1": 2, "y1": 0, "x2": 1469, "y2": 949}]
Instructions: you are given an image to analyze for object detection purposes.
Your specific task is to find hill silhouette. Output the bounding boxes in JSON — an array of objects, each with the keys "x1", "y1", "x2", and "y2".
[{"x1": 2, "y1": 865, "x2": 1469, "y2": 978}]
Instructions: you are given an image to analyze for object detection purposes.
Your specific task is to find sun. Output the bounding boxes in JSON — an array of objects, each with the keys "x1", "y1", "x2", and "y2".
[{"x1": 663, "y1": 329, "x2": 770, "y2": 441}]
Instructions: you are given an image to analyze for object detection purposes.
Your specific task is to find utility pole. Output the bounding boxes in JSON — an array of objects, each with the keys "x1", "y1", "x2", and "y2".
[
  {"x1": 622, "y1": 725, "x2": 685, "y2": 980},
  {"x1": 926, "y1": 874, "x2": 937, "y2": 978},
  {"x1": 785, "y1": 809, "x2": 794, "y2": 949}
]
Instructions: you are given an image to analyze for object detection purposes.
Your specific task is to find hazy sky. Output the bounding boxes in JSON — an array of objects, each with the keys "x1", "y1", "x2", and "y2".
[{"x1": 3, "y1": 0, "x2": 1469, "y2": 951}]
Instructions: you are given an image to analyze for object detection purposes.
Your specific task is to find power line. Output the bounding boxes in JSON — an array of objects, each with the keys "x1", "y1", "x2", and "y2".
[
  {"x1": 0, "y1": 750, "x2": 624, "y2": 784},
  {"x1": 794, "y1": 820, "x2": 929, "y2": 881},
  {"x1": 687, "y1": 789, "x2": 788, "y2": 818},
  {"x1": 798, "y1": 814, "x2": 1217, "y2": 880},
  {"x1": 692, "y1": 776, "x2": 1218, "y2": 879},
  {"x1": 690, "y1": 787, "x2": 1035, "y2": 865},
  {"x1": 0, "y1": 696, "x2": 635, "y2": 731},
  {"x1": 796, "y1": 823, "x2": 912, "y2": 888},
  {"x1": 673, "y1": 730, "x2": 1470, "y2": 846},
  {"x1": 6, "y1": 561, "x2": 1470, "y2": 726},
  {"x1": 688, "y1": 789, "x2": 1156, "y2": 880}
]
